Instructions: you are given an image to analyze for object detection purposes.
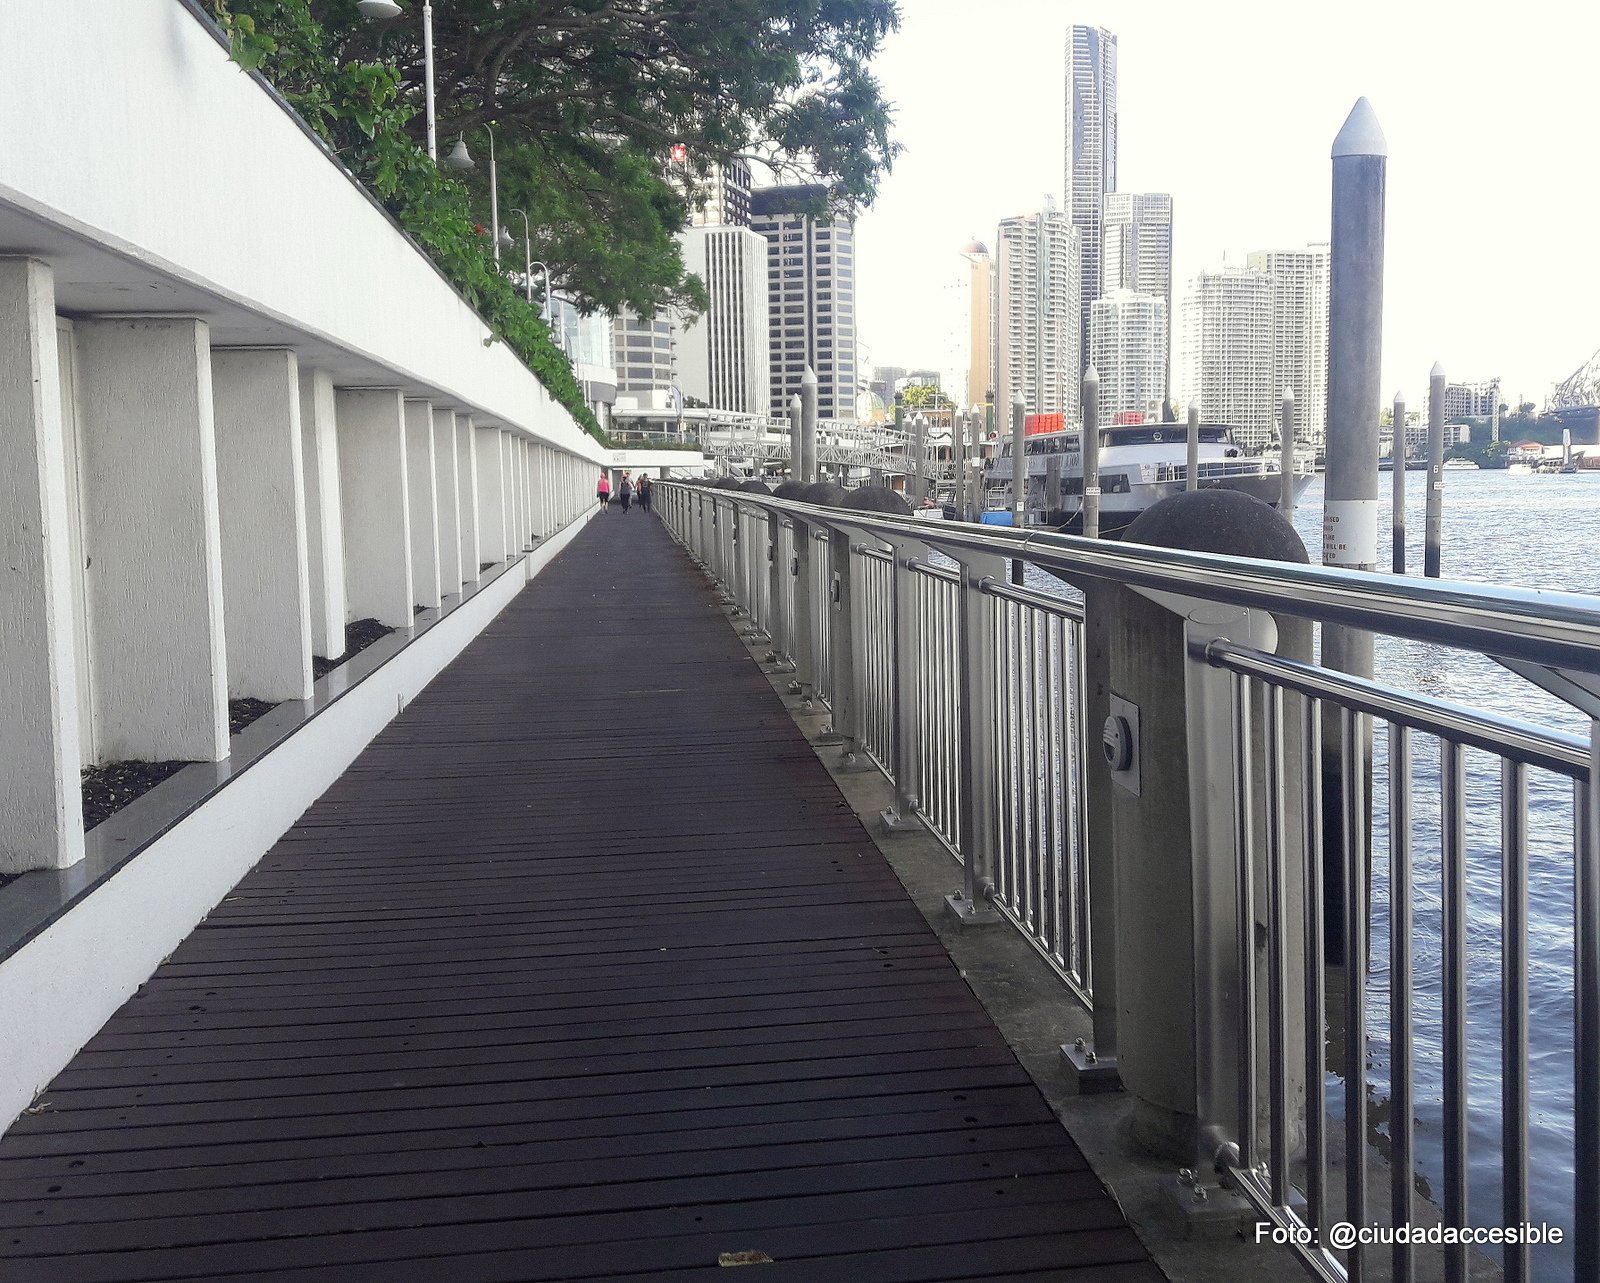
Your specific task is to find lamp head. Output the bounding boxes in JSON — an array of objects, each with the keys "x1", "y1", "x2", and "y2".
[
  {"x1": 445, "y1": 137, "x2": 474, "y2": 170},
  {"x1": 356, "y1": 0, "x2": 403, "y2": 17}
]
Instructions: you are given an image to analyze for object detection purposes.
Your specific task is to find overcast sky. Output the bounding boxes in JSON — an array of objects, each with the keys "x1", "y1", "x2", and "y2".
[{"x1": 854, "y1": 0, "x2": 1600, "y2": 408}]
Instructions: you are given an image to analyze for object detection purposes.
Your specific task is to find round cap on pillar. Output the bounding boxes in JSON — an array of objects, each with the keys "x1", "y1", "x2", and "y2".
[
  {"x1": 801, "y1": 366, "x2": 818, "y2": 388},
  {"x1": 1331, "y1": 96, "x2": 1387, "y2": 158},
  {"x1": 1282, "y1": 386, "x2": 1296, "y2": 403},
  {"x1": 789, "y1": 394, "x2": 802, "y2": 413},
  {"x1": 1012, "y1": 390, "x2": 1025, "y2": 409},
  {"x1": 1430, "y1": 360, "x2": 1446, "y2": 380},
  {"x1": 893, "y1": 390, "x2": 904, "y2": 406},
  {"x1": 1084, "y1": 364, "x2": 1099, "y2": 388}
]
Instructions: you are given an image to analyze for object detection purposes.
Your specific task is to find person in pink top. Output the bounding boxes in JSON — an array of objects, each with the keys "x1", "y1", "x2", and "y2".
[{"x1": 596, "y1": 471, "x2": 611, "y2": 511}]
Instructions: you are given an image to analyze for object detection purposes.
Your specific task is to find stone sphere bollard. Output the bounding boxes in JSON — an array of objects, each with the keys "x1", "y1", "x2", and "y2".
[
  {"x1": 838, "y1": 485, "x2": 913, "y2": 516},
  {"x1": 799, "y1": 482, "x2": 847, "y2": 507},
  {"x1": 737, "y1": 480, "x2": 773, "y2": 494},
  {"x1": 771, "y1": 481, "x2": 811, "y2": 501}
]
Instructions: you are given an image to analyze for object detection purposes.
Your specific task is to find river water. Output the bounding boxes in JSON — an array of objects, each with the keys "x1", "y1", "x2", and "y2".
[
  {"x1": 1292, "y1": 472, "x2": 1590, "y2": 1274},
  {"x1": 1021, "y1": 470, "x2": 1595, "y2": 1271}
]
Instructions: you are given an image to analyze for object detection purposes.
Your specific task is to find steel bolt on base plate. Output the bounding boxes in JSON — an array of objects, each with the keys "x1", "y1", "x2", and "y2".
[
  {"x1": 1158, "y1": 1170, "x2": 1256, "y2": 1240},
  {"x1": 943, "y1": 892, "x2": 1001, "y2": 927},
  {"x1": 1059, "y1": 1039, "x2": 1122, "y2": 1094}
]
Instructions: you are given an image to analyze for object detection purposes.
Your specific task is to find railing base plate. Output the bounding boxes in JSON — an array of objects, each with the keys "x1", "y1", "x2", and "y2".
[
  {"x1": 944, "y1": 892, "x2": 1001, "y2": 927},
  {"x1": 834, "y1": 749, "x2": 877, "y2": 775},
  {"x1": 1158, "y1": 1173, "x2": 1255, "y2": 1239},
  {"x1": 1059, "y1": 1043, "x2": 1122, "y2": 1094},
  {"x1": 879, "y1": 807, "x2": 926, "y2": 836}
]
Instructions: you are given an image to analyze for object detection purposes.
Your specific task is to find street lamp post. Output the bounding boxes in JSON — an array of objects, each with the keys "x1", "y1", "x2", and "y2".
[
  {"x1": 509, "y1": 209, "x2": 539, "y2": 305},
  {"x1": 356, "y1": 0, "x2": 437, "y2": 164},
  {"x1": 444, "y1": 125, "x2": 509, "y2": 264}
]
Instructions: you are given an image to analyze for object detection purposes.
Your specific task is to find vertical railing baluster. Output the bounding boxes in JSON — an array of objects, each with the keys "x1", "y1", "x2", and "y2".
[
  {"x1": 1578, "y1": 723, "x2": 1600, "y2": 1283},
  {"x1": 1440, "y1": 738, "x2": 1467, "y2": 1283},
  {"x1": 1264, "y1": 682, "x2": 1290, "y2": 1208},
  {"x1": 1235, "y1": 674, "x2": 1259, "y2": 1172},
  {"x1": 1303, "y1": 696, "x2": 1328, "y2": 1248},
  {"x1": 1343, "y1": 706, "x2": 1369, "y2": 1283},
  {"x1": 1389, "y1": 723, "x2": 1415, "y2": 1283},
  {"x1": 1502, "y1": 758, "x2": 1530, "y2": 1283}
]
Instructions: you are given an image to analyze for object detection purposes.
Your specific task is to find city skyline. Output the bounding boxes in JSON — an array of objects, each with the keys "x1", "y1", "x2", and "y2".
[{"x1": 853, "y1": 0, "x2": 1600, "y2": 410}]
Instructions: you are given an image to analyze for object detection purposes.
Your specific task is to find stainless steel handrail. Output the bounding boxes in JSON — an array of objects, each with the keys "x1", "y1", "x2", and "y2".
[
  {"x1": 703, "y1": 490, "x2": 1600, "y2": 673},
  {"x1": 1205, "y1": 640, "x2": 1591, "y2": 778}
]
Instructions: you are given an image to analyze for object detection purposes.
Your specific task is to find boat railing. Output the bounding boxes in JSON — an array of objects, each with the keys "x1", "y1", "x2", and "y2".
[{"x1": 660, "y1": 480, "x2": 1600, "y2": 1283}]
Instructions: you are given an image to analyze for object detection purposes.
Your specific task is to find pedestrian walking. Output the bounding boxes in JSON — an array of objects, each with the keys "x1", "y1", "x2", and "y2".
[
  {"x1": 596, "y1": 471, "x2": 611, "y2": 511},
  {"x1": 637, "y1": 473, "x2": 653, "y2": 513},
  {"x1": 619, "y1": 471, "x2": 633, "y2": 513}
]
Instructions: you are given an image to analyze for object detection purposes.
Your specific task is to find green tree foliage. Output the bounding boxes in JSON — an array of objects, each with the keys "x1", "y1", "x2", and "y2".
[
  {"x1": 209, "y1": 0, "x2": 901, "y2": 437},
  {"x1": 899, "y1": 382, "x2": 949, "y2": 410}
]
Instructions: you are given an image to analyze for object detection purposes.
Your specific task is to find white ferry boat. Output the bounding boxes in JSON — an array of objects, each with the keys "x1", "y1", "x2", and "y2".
[{"x1": 985, "y1": 423, "x2": 1313, "y2": 534}]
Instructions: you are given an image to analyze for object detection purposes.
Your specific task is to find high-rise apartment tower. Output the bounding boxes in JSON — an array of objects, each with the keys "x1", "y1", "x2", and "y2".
[
  {"x1": 1179, "y1": 268, "x2": 1274, "y2": 451},
  {"x1": 1103, "y1": 193, "x2": 1173, "y2": 399},
  {"x1": 1245, "y1": 245, "x2": 1329, "y2": 446},
  {"x1": 995, "y1": 199, "x2": 1080, "y2": 421},
  {"x1": 750, "y1": 185, "x2": 858, "y2": 420},
  {"x1": 1066, "y1": 24, "x2": 1117, "y2": 375},
  {"x1": 1089, "y1": 289, "x2": 1167, "y2": 423},
  {"x1": 677, "y1": 224, "x2": 772, "y2": 414}
]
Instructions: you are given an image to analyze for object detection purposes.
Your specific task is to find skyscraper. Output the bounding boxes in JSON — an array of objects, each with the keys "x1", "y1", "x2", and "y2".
[
  {"x1": 995, "y1": 199, "x2": 1080, "y2": 421},
  {"x1": 686, "y1": 161, "x2": 753, "y2": 229},
  {"x1": 1102, "y1": 193, "x2": 1173, "y2": 398},
  {"x1": 960, "y1": 240, "x2": 995, "y2": 409},
  {"x1": 676, "y1": 224, "x2": 771, "y2": 414},
  {"x1": 1179, "y1": 268, "x2": 1274, "y2": 451},
  {"x1": 1089, "y1": 289, "x2": 1167, "y2": 423},
  {"x1": 750, "y1": 185, "x2": 858, "y2": 420},
  {"x1": 612, "y1": 311, "x2": 677, "y2": 402},
  {"x1": 1066, "y1": 24, "x2": 1117, "y2": 374},
  {"x1": 1245, "y1": 245, "x2": 1329, "y2": 446}
]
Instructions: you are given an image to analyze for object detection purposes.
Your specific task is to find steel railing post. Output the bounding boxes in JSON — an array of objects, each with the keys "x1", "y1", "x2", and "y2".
[
  {"x1": 764, "y1": 511, "x2": 791, "y2": 667},
  {"x1": 825, "y1": 526, "x2": 867, "y2": 765},
  {"x1": 882, "y1": 537, "x2": 930, "y2": 833},
  {"x1": 789, "y1": 516, "x2": 817, "y2": 706},
  {"x1": 947, "y1": 552, "x2": 1005, "y2": 925}
]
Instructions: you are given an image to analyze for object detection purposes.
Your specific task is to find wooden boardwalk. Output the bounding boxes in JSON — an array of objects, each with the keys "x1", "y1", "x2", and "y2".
[{"x1": 0, "y1": 510, "x2": 1161, "y2": 1282}]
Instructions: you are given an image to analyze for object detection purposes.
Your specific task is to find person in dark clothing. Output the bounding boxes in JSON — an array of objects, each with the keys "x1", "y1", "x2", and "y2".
[
  {"x1": 619, "y1": 472, "x2": 633, "y2": 512},
  {"x1": 637, "y1": 473, "x2": 653, "y2": 513}
]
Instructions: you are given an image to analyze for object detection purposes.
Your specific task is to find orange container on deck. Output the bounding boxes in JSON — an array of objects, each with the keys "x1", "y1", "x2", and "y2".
[{"x1": 1024, "y1": 412, "x2": 1064, "y2": 436}]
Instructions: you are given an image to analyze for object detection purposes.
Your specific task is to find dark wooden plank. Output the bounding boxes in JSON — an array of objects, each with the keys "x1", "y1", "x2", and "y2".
[{"x1": 0, "y1": 513, "x2": 1153, "y2": 1281}]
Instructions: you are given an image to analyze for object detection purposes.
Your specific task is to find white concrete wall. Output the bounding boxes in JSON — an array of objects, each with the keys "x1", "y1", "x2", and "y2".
[
  {"x1": 337, "y1": 389, "x2": 414, "y2": 630},
  {"x1": 404, "y1": 400, "x2": 442, "y2": 611},
  {"x1": 477, "y1": 426, "x2": 508, "y2": 563},
  {"x1": 433, "y1": 407, "x2": 463, "y2": 596},
  {"x1": 456, "y1": 415, "x2": 481, "y2": 577},
  {"x1": 299, "y1": 367, "x2": 348, "y2": 659},
  {"x1": 0, "y1": 259, "x2": 84, "y2": 873},
  {"x1": 74, "y1": 318, "x2": 229, "y2": 763},
  {"x1": 0, "y1": 1, "x2": 605, "y2": 464},
  {"x1": 212, "y1": 348, "x2": 314, "y2": 702}
]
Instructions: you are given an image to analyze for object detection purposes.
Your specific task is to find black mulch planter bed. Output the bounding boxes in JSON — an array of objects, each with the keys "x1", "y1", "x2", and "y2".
[
  {"x1": 82, "y1": 760, "x2": 194, "y2": 832},
  {"x1": 312, "y1": 618, "x2": 395, "y2": 680},
  {"x1": 228, "y1": 698, "x2": 278, "y2": 735}
]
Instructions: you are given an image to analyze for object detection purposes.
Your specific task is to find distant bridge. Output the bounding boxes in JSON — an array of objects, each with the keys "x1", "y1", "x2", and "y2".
[
  {"x1": 1552, "y1": 345, "x2": 1600, "y2": 409},
  {"x1": 608, "y1": 405, "x2": 958, "y2": 479}
]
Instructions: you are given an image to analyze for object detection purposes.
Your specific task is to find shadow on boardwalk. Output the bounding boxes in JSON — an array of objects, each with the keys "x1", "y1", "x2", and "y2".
[{"x1": 0, "y1": 513, "x2": 1162, "y2": 1282}]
